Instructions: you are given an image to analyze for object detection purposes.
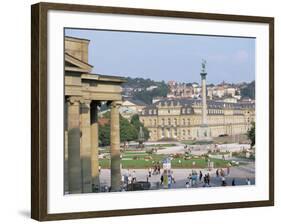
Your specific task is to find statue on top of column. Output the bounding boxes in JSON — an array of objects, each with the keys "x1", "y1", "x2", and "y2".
[{"x1": 201, "y1": 59, "x2": 207, "y2": 73}]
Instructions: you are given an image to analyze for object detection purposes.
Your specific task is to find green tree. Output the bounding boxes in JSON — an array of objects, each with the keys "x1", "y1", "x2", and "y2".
[
  {"x1": 120, "y1": 115, "x2": 138, "y2": 142},
  {"x1": 240, "y1": 81, "x2": 255, "y2": 99},
  {"x1": 98, "y1": 123, "x2": 110, "y2": 146},
  {"x1": 98, "y1": 113, "x2": 147, "y2": 146},
  {"x1": 247, "y1": 122, "x2": 255, "y2": 147}
]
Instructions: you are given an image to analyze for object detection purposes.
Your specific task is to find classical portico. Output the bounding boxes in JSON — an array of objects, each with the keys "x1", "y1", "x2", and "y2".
[{"x1": 64, "y1": 36, "x2": 126, "y2": 193}]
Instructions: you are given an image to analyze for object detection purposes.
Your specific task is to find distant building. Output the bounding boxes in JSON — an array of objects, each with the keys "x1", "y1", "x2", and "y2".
[
  {"x1": 146, "y1": 85, "x2": 158, "y2": 91},
  {"x1": 139, "y1": 99, "x2": 255, "y2": 141},
  {"x1": 168, "y1": 81, "x2": 194, "y2": 98},
  {"x1": 120, "y1": 98, "x2": 147, "y2": 119}
]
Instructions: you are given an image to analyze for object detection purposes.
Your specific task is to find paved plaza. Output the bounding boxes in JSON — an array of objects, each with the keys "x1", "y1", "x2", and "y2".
[{"x1": 99, "y1": 161, "x2": 255, "y2": 191}]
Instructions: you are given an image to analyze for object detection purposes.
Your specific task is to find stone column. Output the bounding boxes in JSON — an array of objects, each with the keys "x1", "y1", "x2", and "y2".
[
  {"x1": 64, "y1": 99, "x2": 69, "y2": 193},
  {"x1": 201, "y1": 72, "x2": 207, "y2": 126},
  {"x1": 90, "y1": 101, "x2": 100, "y2": 191},
  {"x1": 67, "y1": 97, "x2": 82, "y2": 194},
  {"x1": 110, "y1": 101, "x2": 121, "y2": 191},
  {"x1": 80, "y1": 100, "x2": 93, "y2": 193}
]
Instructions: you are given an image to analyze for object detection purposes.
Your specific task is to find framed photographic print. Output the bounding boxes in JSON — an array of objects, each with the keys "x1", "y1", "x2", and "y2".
[{"x1": 31, "y1": 2, "x2": 274, "y2": 221}]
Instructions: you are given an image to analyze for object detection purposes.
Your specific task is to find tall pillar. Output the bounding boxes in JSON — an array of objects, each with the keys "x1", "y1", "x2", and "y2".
[
  {"x1": 67, "y1": 97, "x2": 82, "y2": 193},
  {"x1": 198, "y1": 60, "x2": 212, "y2": 142},
  {"x1": 110, "y1": 101, "x2": 121, "y2": 191},
  {"x1": 201, "y1": 71, "x2": 207, "y2": 126},
  {"x1": 64, "y1": 99, "x2": 69, "y2": 193},
  {"x1": 80, "y1": 100, "x2": 93, "y2": 193},
  {"x1": 90, "y1": 101, "x2": 100, "y2": 190}
]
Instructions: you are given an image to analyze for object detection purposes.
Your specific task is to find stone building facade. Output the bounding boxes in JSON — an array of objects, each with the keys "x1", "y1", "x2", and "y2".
[
  {"x1": 139, "y1": 99, "x2": 255, "y2": 141},
  {"x1": 64, "y1": 36, "x2": 126, "y2": 193}
]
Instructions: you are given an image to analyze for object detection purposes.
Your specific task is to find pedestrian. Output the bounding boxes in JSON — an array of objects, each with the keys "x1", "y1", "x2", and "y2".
[
  {"x1": 199, "y1": 171, "x2": 203, "y2": 182},
  {"x1": 203, "y1": 175, "x2": 207, "y2": 187},
  {"x1": 128, "y1": 174, "x2": 132, "y2": 185},
  {"x1": 157, "y1": 165, "x2": 161, "y2": 174},
  {"x1": 148, "y1": 168, "x2": 152, "y2": 177},
  {"x1": 216, "y1": 169, "x2": 219, "y2": 177},
  {"x1": 98, "y1": 165, "x2": 101, "y2": 173},
  {"x1": 153, "y1": 165, "x2": 157, "y2": 175},
  {"x1": 232, "y1": 178, "x2": 236, "y2": 186},
  {"x1": 171, "y1": 170, "x2": 176, "y2": 183},
  {"x1": 132, "y1": 170, "x2": 136, "y2": 183},
  {"x1": 168, "y1": 175, "x2": 172, "y2": 189},
  {"x1": 246, "y1": 178, "x2": 251, "y2": 185},
  {"x1": 160, "y1": 174, "x2": 164, "y2": 185},
  {"x1": 227, "y1": 166, "x2": 230, "y2": 175},
  {"x1": 207, "y1": 173, "x2": 210, "y2": 186},
  {"x1": 221, "y1": 176, "x2": 226, "y2": 186}
]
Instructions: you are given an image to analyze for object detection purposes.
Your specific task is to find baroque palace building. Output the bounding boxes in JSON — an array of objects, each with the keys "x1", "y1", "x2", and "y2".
[
  {"x1": 139, "y1": 99, "x2": 255, "y2": 141},
  {"x1": 140, "y1": 60, "x2": 255, "y2": 142}
]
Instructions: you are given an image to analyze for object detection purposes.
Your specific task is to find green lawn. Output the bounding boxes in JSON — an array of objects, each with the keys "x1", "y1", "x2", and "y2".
[{"x1": 99, "y1": 152, "x2": 230, "y2": 169}]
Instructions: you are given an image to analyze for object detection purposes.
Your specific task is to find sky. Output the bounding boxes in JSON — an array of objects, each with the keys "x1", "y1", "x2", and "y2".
[{"x1": 65, "y1": 28, "x2": 255, "y2": 84}]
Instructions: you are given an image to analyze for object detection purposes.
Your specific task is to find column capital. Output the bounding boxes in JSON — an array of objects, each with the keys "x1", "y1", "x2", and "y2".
[
  {"x1": 80, "y1": 99, "x2": 91, "y2": 108},
  {"x1": 67, "y1": 96, "x2": 82, "y2": 105},
  {"x1": 109, "y1": 101, "x2": 122, "y2": 109}
]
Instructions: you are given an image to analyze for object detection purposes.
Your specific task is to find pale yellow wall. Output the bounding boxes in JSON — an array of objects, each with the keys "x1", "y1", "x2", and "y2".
[
  {"x1": 65, "y1": 37, "x2": 89, "y2": 63},
  {"x1": 140, "y1": 106, "x2": 255, "y2": 141}
]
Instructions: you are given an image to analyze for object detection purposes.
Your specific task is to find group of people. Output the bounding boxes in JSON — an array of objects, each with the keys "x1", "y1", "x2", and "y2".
[
  {"x1": 215, "y1": 167, "x2": 230, "y2": 186},
  {"x1": 185, "y1": 170, "x2": 211, "y2": 187},
  {"x1": 148, "y1": 163, "x2": 161, "y2": 176},
  {"x1": 122, "y1": 169, "x2": 137, "y2": 187},
  {"x1": 160, "y1": 170, "x2": 176, "y2": 189}
]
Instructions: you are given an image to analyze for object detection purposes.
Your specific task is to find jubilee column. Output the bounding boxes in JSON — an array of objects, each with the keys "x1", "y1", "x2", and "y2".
[
  {"x1": 201, "y1": 60, "x2": 208, "y2": 126},
  {"x1": 198, "y1": 60, "x2": 212, "y2": 141},
  {"x1": 110, "y1": 101, "x2": 121, "y2": 191}
]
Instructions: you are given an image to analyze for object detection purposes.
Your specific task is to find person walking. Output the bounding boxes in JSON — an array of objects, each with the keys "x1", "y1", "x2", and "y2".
[
  {"x1": 132, "y1": 170, "x2": 136, "y2": 183},
  {"x1": 216, "y1": 169, "x2": 219, "y2": 177},
  {"x1": 206, "y1": 173, "x2": 210, "y2": 186},
  {"x1": 157, "y1": 164, "x2": 161, "y2": 174},
  {"x1": 221, "y1": 176, "x2": 226, "y2": 186},
  {"x1": 227, "y1": 166, "x2": 230, "y2": 175},
  {"x1": 171, "y1": 170, "x2": 176, "y2": 183},
  {"x1": 232, "y1": 178, "x2": 236, "y2": 186},
  {"x1": 148, "y1": 168, "x2": 152, "y2": 178},
  {"x1": 199, "y1": 171, "x2": 203, "y2": 182}
]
